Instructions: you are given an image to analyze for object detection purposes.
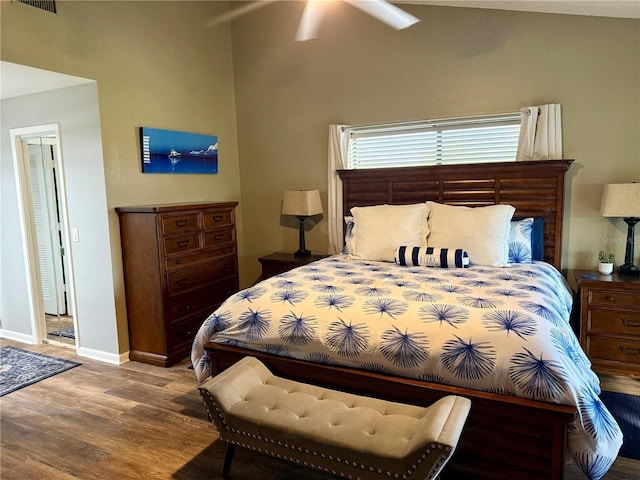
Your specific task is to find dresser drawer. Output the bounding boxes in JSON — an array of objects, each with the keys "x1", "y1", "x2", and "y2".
[
  {"x1": 587, "y1": 337, "x2": 640, "y2": 365},
  {"x1": 204, "y1": 228, "x2": 234, "y2": 248},
  {"x1": 167, "y1": 278, "x2": 238, "y2": 324},
  {"x1": 203, "y1": 209, "x2": 233, "y2": 229},
  {"x1": 166, "y1": 246, "x2": 236, "y2": 271},
  {"x1": 164, "y1": 233, "x2": 200, "y2": 256},
  {"x1": 167, "y1": 257, "x2": 237, "y2": 297},
  {"x1": 587, "y1": 309, "x2": 640, "y2": 336},
  {"x1": 588, "y1": 289, "x2": 640, "y2": 309},
  {"x1": 161, "y1": 213, "x2": 200, "y2": 235}
]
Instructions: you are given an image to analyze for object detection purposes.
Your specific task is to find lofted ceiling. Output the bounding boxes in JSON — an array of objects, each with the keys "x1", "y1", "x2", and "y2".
[
  {"x1": 406, "y1": 1, "x2": 639, "y2": 19},
  {"x1": 2, "y1": 1, "x2": 638, "y2": 100}
]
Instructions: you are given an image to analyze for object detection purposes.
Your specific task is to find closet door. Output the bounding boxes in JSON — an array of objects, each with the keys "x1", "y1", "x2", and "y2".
[{"x1": 27, "y1": 138, "x2": 66, "y2": 315}]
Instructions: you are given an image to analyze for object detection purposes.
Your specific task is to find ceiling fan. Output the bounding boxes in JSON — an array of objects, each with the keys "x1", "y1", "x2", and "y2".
[{"x1": 208, "y1": 0, "x2": 420, "y2": 41}]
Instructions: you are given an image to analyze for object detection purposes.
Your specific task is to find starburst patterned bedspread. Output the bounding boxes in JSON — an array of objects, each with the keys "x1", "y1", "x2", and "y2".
[{"x1": 191, "y1": 255, "x2": 622, "y2": 479}]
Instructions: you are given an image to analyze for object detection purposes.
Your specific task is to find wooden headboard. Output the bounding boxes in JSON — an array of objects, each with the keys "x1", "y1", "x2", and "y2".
[{"x1": 338, "y1": 159, "x2": 573, "y2": 270}]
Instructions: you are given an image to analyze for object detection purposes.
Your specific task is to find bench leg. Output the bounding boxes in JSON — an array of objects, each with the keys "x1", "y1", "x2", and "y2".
[{"x1": 222, "y1": 443, "x2": 235, "y2": 478}]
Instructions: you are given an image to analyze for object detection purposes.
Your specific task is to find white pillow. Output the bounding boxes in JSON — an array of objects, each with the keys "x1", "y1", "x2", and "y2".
[
  {"x1": 426, "y1": 201, "x2": 515, "y2": 266},
  {"x1": 349, "y1": 203, "x2": 429, "y2": 262}
]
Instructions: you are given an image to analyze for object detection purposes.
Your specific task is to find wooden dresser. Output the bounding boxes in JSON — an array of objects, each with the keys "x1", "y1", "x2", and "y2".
[
  {"x1": 569, "y1": 269, "x2": 640, "y2": 378},
  {"x1": 116, "y1": 202, "x2": 239, "y2": 366}
]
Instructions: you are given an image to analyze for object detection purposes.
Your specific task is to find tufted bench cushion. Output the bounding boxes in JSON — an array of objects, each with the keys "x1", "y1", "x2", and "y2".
[{"x1": 198, "y1": 356, "x2": 471, "y2": 480}]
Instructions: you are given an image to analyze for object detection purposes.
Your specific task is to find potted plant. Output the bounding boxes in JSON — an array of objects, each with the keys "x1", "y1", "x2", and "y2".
[{"x1": 598, "y1": 250, "x2": 615, "y2": 274}]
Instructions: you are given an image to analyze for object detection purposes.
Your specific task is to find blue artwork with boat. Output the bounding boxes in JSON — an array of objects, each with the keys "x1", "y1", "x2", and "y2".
[{"x1": 140, "y1": 127, "x2": 218, "y2": 174}]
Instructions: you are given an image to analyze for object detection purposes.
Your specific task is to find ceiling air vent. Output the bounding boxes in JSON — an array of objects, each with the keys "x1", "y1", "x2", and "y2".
[{"x1": 17, "y1": 0, "x2": 57, "y2": 14}]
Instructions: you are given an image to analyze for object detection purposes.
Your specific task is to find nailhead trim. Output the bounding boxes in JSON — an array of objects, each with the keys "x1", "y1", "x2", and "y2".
[{"x1": 199, "y1": 389, "x2": 455, "y2": 479}]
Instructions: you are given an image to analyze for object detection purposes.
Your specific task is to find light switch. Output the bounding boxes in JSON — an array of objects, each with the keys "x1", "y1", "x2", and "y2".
[{"x1": 72, "y1": 227, "x2": 79, "y2": 242}]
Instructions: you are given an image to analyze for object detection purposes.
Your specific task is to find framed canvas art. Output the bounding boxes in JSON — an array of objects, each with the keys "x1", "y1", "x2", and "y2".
[{"x1": 140, "y1": 127, "x2": 218, "y2": 174}]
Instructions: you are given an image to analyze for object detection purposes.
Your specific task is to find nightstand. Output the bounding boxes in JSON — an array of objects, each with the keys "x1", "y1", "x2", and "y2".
[
  {"x1": 258, "y1": 251, "x2": 328, "y2": 280},
  {"x1": 568, "y1": 269, "x2": 640, "y2": 378}
]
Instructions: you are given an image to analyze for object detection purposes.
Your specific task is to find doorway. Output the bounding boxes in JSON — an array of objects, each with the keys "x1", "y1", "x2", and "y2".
[{"x1": 10, "y1": 124, "x2": 77, "y2": 348}]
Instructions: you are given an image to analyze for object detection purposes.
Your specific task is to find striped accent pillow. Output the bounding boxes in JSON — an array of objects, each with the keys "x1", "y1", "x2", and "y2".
[{"x1": 395, "y1": 246, "x2": 470, "y2": 268}]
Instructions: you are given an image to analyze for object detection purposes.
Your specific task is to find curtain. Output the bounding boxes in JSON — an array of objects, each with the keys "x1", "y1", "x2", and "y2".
[
  {"x1": 516, "y1": 104, "x2": 563, "y2": 161},
  {"x1": 327, "y1": 124, "x2": 351, "y2": 255}
]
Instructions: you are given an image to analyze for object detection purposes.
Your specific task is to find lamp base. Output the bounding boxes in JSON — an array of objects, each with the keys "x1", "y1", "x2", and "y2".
[
  {"x1": 618, "y1": 264, "x2": 640, "y2": 276},
  {"x1": 295, "y1": 216, "x2": 311, "y2": 257},
  {"x1": 619, "y1": 217, "x2": 639, "y2": 276}
]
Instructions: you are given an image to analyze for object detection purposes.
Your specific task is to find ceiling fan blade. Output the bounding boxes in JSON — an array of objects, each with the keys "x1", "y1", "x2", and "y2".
[
  {"x1": 343, "y1": 0, "x2": 419, "y2": 30},
  {"x1": 295, "y1": 1, "x2": 326, "y2": 42},
  {"x1": 205, "y1": 0, "x2": 278, "y2": 27}
]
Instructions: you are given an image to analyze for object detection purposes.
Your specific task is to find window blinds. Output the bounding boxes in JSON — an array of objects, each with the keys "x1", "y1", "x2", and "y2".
[{"x1": 347, "y1": 113, "x2": 521, "y2": 169}]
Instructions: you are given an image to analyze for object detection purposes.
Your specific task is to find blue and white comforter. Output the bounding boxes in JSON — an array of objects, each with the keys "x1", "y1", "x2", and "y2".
[{"x1": 192, "y1": 255, "x2": 622, "y2": 479}]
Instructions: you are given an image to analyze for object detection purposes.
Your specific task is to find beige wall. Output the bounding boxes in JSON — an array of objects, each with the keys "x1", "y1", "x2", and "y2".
[
  {"x1": 2, "y1": 1, "x2": 639, "y2": 352},
  {"x1": 1, "y1": 1, "x2": 242, "y2": 352},
  {"x1": 231, "y1": 2, "x2": 639, "y2": 279}
]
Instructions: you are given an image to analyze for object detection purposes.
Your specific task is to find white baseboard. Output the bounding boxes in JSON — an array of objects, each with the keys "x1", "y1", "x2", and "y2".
[
  {"x1": 0, "y1": 330, "x2": 36, "y2": 344},
  {"x1": 2, "y1": 329, "x2": 129, "y2": 365},
  {"x1": 76, "y1": 346, "x2": 129, "y2": 365}
]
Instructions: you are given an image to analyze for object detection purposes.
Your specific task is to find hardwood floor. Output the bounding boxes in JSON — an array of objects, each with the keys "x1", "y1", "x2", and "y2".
[{"x1": 1, "y1": 338, "x2": 638, "y2": 479}]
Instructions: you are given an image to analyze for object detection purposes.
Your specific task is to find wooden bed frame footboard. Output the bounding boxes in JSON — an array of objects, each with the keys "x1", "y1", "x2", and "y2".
[{"x1": 204, "y1": 343, "x2": 576, "y2": 480}]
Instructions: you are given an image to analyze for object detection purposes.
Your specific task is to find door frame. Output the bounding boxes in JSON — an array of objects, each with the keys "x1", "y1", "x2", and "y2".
[{"x1": 10, "y1": 123, "x2": 78, "y2": 346}]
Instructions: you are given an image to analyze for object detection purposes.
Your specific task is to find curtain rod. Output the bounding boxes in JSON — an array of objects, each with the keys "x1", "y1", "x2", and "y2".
[{"x1": 344, "y1": 111, "x2": 521, "y2": 131}]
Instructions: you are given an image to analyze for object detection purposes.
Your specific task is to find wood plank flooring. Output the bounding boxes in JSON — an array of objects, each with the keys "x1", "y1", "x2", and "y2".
[{"x1": 1, "y1": 338, "x2": 638, "y2": 480}]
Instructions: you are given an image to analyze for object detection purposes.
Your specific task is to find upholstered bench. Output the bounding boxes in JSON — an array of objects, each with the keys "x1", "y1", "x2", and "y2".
[{"x1": 198, "y1": 357, "x2": 471, "y2": 480}]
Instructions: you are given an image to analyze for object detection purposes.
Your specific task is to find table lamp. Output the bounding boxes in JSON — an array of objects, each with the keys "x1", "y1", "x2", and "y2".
[
  {"x1": 600, "y1": 182, "x2": 640, "y2": 275},
  {"x1": 281, "y1": 190, "x2": 323, "y2": 256}
]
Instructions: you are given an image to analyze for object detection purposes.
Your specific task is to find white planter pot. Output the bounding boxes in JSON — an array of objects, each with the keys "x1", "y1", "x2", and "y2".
[{"x1": 598, "y1": 263, "x2": 614, "y2": 275}]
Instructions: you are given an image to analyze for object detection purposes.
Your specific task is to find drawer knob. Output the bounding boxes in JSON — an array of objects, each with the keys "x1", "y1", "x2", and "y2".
[
  {"x1": 619, "y1": 346, "x2": 640, "y2": 355},
  {"x1": 176, "y1": 278, "x2": 189, "y2": 286},
  {"x1": 175, "y1": 219, "x2": 188, "y2": 227},
  {"x1": 605, "y1": 295, "x2": 615, "y2": 302},
  {"x1": 178, "y1": 304, "x2": 191, "y2": 314},
  {"x1": 214, "y1": 234, "x2": 224, "y2": 241},
  {"x1": 622, "y1": 318, "x2": 640, "y2": 328},
  {"x1": 176, "y1": 259, "x2": 183, "y2": 265},
  {"x1": 212, "y1": 215, "x2": 223, "y2": 222},
  {"x1": 176, "y1": 240, "x2": 189, "y2": 248}
]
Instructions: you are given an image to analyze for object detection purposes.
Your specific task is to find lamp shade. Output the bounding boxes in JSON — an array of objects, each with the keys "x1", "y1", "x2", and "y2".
[
  {"x1": 281, "y1": 190, "x2": 323, "y2": 217},
  {"x1": 600, "y1": 183, "x2": 640, "y2": 218}
]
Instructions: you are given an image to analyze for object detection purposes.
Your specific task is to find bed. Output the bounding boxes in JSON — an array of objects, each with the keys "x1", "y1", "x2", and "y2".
[{"x1": 192, "y1": 159, "x2": 623, "y2": 480}]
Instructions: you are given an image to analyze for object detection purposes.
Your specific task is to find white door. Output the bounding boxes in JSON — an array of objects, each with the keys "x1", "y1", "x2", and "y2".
[{"x1": 27, "y1": 138, "x2": 66, "y2": 315}]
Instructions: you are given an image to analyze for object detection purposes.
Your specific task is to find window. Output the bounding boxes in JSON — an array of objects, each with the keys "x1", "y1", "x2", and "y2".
[{"x1": 347, "y1": 113, "x2": 521, "y2": 169}]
